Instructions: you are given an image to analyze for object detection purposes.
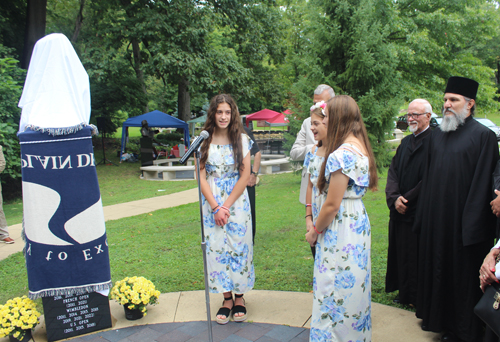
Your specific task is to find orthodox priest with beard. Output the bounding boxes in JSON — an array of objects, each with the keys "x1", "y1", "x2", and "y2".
[
  {"x1": 385, "y1": 99, "x2": 433, "y2": 307},
  {"x1": 414, "y1": 76, "x2": 499, "y2": 342}
]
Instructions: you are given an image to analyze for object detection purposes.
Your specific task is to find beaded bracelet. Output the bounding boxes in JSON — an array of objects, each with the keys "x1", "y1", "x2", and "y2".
[
  {"x1": 221, "y1": 205, "x2": 230, "y2": 212},
  {"x1": 212, "y1": 205, "x2": 219, "y2": 211},
  {"x1": 305, "y1": 214, "x2": 313, "y2": 219},
  {"x1": 313, "y1": 225, "x2": 322, "y2": 235}
]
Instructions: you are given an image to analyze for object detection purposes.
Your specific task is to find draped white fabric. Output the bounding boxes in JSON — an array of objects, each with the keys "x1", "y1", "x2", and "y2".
[{"x1": 18, "y1": 33, "x2": 90, "y2": 133}]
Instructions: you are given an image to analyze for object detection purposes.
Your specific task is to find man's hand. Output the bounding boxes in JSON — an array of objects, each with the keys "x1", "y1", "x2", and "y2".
[
  {"x1": 395, "y1": 196, "x2": 408, "y2": 215},
  {"x1": 247, "y1": 173, "x2": 257, "y2": 187},
  {"x1": 491, "y1": 189, "x2": 500, "y2": 217}
]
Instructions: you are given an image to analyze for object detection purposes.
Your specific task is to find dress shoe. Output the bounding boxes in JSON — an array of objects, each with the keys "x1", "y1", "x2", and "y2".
[
  {"x1": 392, "y1": 294, "x2": 401, "y2": 304},
  {"x1": 2, "y1": 237, "x2": 14, "y2": 244},
  {"x1": 421, "y1": 324, "x2": 430, "y2": 331}
]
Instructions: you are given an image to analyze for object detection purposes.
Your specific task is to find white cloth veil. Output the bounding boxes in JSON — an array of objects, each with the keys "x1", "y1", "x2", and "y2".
[{"x1": 18, "y1": 33, "x2": 90, "y2": 133}]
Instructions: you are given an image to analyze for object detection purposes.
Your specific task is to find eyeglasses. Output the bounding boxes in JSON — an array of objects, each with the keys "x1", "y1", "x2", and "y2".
[{"x1": 405, "y1": 112, "x2": 428, "y2": 119}]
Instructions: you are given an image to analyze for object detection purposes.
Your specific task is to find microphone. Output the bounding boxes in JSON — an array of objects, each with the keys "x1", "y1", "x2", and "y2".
[{"x1": 180, "y1": 130, "x2": 209, "y2": 164}]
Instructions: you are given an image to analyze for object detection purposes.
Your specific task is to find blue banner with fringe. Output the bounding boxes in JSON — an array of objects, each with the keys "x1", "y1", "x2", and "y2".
[{"x1": 19, "y1": 126, "x2": 111, "y2": 299}]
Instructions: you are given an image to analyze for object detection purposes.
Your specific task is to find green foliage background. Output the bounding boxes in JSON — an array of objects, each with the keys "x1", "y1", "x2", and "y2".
[
  {"x1": 0, "y1": 0, "x2": 500, "y2": 191},
  {"x1": 0, "y1": 52, "x2": 25, "y2": 198}
]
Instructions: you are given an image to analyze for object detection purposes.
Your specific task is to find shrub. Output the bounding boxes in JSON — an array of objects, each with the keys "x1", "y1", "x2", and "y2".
[{"x1": 0, "y1": 56, "x2": 25, "y2": 199}]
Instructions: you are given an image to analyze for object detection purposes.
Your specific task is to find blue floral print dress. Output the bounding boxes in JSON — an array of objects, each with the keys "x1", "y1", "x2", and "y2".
[
  {"x1": 202, "y1": 133, "x2": 255, "y2": 294},
  {"x1": 309, "y1": 144, "x2": 372, "y2": 342}
]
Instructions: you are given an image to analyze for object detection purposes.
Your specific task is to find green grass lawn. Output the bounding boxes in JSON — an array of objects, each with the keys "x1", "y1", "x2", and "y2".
[
  {"x1": 1, "y1": 158, "x2": 401, "y2": 312},
  {"x1": 480, "y1": 110, "x2": 500, "y2": 126},
  {"x1": 3, "y1": 144, "x2": 198, "y2": 225},
  {"x1": 111, "y1": 126, "x2": 141, "y2": 139}
]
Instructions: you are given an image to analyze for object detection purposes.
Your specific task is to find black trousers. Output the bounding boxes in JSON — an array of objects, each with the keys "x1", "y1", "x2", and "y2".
[{"x1": 247, "y1": 185, "x2": 256, "y2": 244}]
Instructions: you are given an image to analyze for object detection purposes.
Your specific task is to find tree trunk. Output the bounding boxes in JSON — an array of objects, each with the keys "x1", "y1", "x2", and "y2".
[
  {"x1": 178, "y1": 75, "x2": 191, "y2": 122},
  {"x1": 118, "y1": 0, "x2": 148, "y2": 112},
  {"x1": 71, "y1": 0, "x2": 85, "y2": 43},
  {"x1": 131, "y1": 37, "x2": 149, "y2": 113},
  {"x1": 21, "y1": 0, "x2": 47, "y2": 69}
]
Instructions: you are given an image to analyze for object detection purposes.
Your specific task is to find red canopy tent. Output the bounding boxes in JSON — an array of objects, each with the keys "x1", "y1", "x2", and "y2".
[
  {"x1": 246, "y1": 109, "x2": 289, "y2": 154},
  {"x1": 265, "y1": 112, "x2": 289, "y2": 126},
  {"x1": 245, "y1": 109, "x2": 282, "y2": 127}
]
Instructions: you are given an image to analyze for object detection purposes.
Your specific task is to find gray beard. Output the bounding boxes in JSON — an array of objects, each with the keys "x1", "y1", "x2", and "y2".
[
  {"x1": 440, "y1": 107, "x2": 468, "y2": 132},
  {"x1": 408, "y1": 124, "x2": 417, "y2": 133}
]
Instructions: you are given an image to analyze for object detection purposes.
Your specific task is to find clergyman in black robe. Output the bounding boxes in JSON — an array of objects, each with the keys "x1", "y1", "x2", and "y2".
[
  {"x1": 414, "y1": 76, "x2": 499, "y2": 342},
  {"x1": 385, "y1": 99, "x2": 433, "y2": 306}
]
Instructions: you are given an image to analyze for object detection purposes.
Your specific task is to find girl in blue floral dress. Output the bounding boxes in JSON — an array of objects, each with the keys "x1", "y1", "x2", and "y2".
[
  {"x1": 199, "y1": 94, "x2": 254, "y2": 325},
  {"x1": 304, "y1": 102, "x2": 328, "y2": 254},
  {"x1": 305, "y1": 95, "x2": 378, "y2": 342}
]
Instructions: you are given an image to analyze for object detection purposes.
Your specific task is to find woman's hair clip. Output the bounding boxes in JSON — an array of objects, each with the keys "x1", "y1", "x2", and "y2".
[{"x1": 310, "y1": 101, "x2": 327, "y2": 116}]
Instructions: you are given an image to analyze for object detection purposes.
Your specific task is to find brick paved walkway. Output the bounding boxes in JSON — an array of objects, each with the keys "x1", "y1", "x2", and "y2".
[{"x1": 64, "y1": 321, "x2": 309, "y2": 342}]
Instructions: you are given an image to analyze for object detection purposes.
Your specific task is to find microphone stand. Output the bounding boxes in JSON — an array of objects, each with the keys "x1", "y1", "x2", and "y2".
[{"x1": 194, "y1": 148, "x2": 213, "y2": 342}]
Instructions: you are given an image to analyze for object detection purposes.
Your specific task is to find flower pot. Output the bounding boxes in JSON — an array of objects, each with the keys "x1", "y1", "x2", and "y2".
[
  {"x1": 124, "y1": 306, "x2": 144, "y2": 320},
  {"x1": 9, "y1": 329, "x2": 32, "y2": 342}
]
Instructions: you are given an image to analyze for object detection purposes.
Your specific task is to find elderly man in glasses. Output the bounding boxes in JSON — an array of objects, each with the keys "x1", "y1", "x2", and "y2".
[{"x1": 385, "y1": 99, "x2": 432, "y2": 307}]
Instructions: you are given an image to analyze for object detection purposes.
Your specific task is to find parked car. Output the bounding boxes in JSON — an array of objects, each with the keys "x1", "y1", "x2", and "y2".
[
  {"x1": 475, "y1": 118, "x2": 500, "y2": 141},
  {"x1": 396, "y1": 116, "x2": 408, "y2": 131},
  {"x1": 430, "y1": 117, "x2": 442, "y2": 129}
]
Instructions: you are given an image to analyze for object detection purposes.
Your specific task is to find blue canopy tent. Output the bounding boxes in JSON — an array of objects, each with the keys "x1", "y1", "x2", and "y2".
[
  {"x1": 120, "y1": 110, "x2": 190, "y2": 159},
  {"x1": 187, "y1": 115, "x2": 207, "y2": 137}
]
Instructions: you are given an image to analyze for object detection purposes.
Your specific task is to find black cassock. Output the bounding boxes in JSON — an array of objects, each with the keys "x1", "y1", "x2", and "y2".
[
  {"x1": 414, "y1": 116, "x2": 499, "y2": 342},
  {"x1": 385, "y1": 128, "x2": 432, "y2": 305}
]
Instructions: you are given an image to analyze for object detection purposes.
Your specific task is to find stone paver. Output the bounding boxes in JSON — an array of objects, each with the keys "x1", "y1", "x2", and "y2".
[{"x1": 60, "y1": 322, "x2": 308, "y2": 342}]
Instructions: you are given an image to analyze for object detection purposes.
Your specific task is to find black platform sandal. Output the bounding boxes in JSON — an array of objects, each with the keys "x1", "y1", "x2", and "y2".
[
  {"x1": 216, "y1": 294, "x2": 233, "y2": 325},
  {"x1": 233, "y1": 294, "x2": 247, "y2": 322}
]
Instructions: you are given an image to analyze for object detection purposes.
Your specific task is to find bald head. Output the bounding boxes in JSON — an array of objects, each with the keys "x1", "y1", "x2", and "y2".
[
  {"x1": 407, "y1": 99, "x2": 432, "y2": 135},
  {"x1": 409, "y1": 99, "x2": 432, "y2": 114}
]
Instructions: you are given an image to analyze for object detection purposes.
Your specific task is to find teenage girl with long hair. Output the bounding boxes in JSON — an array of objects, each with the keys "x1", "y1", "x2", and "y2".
[
  {"x1": 305, "y1": 95, "x2": 378, "y2": 341},
  {"x1": 304, "y1": 102, "x2": 328, "y2": 258},
  {"x1": 199, "y1": 94, "x2": 254, "y2": 324}
]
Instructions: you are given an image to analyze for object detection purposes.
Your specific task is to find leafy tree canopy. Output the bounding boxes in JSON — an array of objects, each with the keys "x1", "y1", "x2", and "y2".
[
  {"x1": 0, "y1": 52, "x2": 25, "y2": 189},
  {"x1": 0, "y1": 0, "x2": 499, "y2": 174}
]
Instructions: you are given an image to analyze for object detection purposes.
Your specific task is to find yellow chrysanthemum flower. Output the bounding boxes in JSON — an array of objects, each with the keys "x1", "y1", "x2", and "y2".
[
  {"x1": 0, "y1": 296, "x2": 40, "y2": 338},
  {"x1": 110, "y1": 276, "x2": 160, "y2": 315}
]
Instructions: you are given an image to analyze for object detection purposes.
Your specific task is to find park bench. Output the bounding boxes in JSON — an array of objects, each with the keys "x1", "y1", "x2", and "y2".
[
  {"x1": 141, "y1": 155, "x2": 292, "y2": 180},
  {"x1": 260, "y1": 154, "x2": 286, "y2": 160},
  {"x1": 259, "y1": 157, "x2": 292, "y2": 174},
  {"x1": 140, "y1": 165, "x2": 195, "y2": 180},
  {"x1": 152, "y1": 157, "x2": 194, "y2": 166},
  {"x1": 387, "y1": 129, "x2": 404, "y2": 148}
]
